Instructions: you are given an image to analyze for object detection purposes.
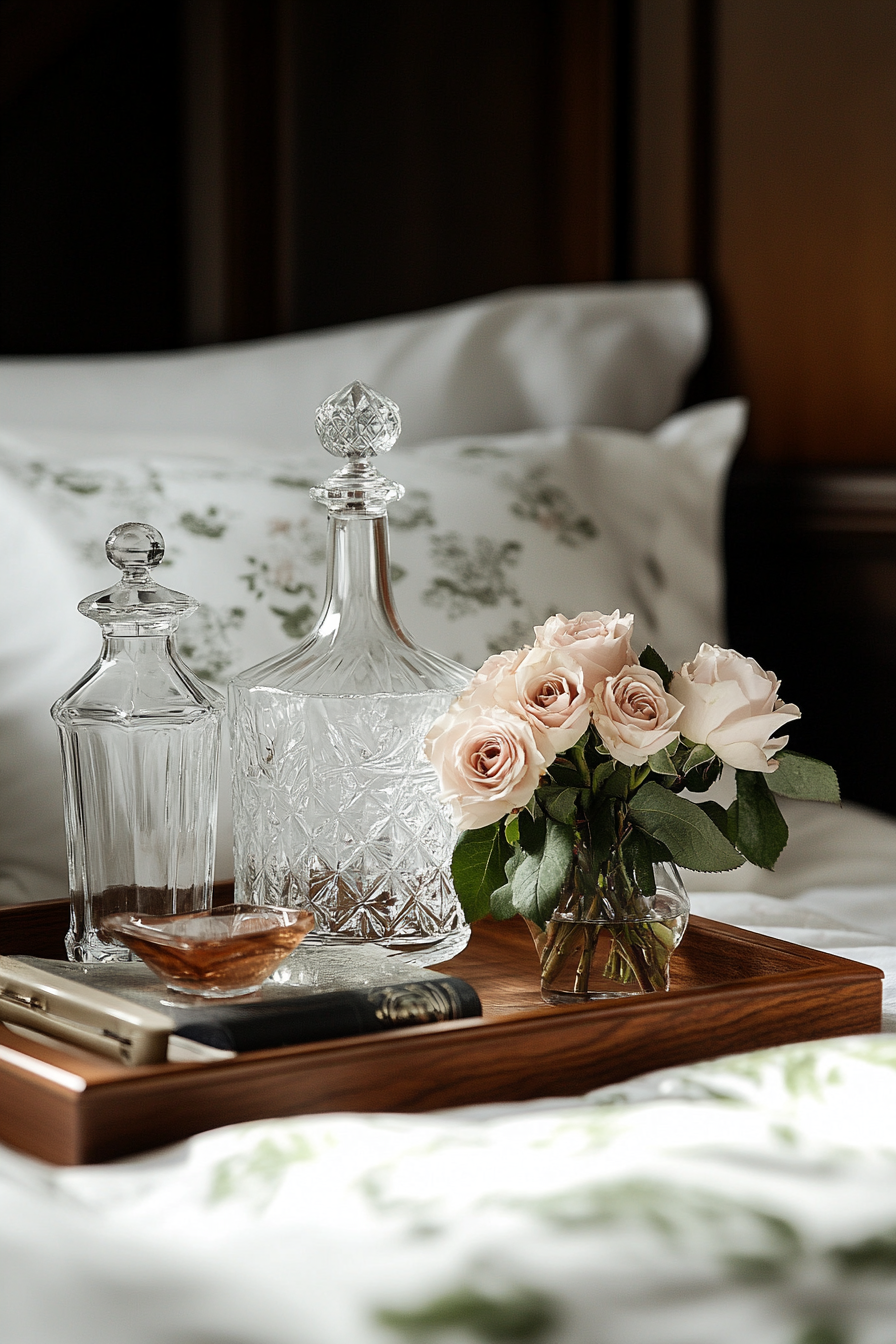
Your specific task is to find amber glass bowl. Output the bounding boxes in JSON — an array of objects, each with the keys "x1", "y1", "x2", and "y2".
[{"x1": 99, "y1": 904, "x2": 315, "y2": 997}]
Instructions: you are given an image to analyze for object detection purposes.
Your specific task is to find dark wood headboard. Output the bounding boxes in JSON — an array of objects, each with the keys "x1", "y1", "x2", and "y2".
[
  {"x1": 2, "y1": 2, "x2": 894, "y2": 815},
  {"x1": 727, "y1": 466, "x2": 896, "y2": 815}
]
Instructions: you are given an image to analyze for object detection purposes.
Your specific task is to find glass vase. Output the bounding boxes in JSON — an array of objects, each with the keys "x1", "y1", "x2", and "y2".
[{"x1": 530, "y1": 842, "x2": 689, "y2": 1004}]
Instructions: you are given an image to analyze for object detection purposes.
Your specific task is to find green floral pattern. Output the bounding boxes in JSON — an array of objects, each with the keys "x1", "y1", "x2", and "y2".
[
  {"x1": 36, "y1": 1035, "x2": 896, "y2": 1344},
  {"x1": 506, "y1": 465, "x2": 598, "y2": 547},
  {"x1": 424, "y1": 535, "x2": 523, "y2": 618},
  {"x1": 0, "y1": 410, "x2": 738, "y2": 687}
]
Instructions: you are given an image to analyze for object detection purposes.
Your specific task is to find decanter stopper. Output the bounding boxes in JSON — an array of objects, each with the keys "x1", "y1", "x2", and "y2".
[
  {"x1": 310, "y1": 381, "x2": 405, "y2": 516},
  {"x1": 78, "y1": 522, "x2": 198, "y2": 632}
]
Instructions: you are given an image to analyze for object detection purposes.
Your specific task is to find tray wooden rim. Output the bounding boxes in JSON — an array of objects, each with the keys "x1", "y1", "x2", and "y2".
[
  {"x1": 0, "y1": 903, "x2": 881, "y2": 1079},
  {"x1": 0, "y1": 899, "x2": 883, "y2": 1164}
]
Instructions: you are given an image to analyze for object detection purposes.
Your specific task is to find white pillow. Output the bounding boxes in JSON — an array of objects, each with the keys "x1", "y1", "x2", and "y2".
[
  {"x1": 0, "y1": 477, "x2": 98, "y2": 906},
  {"x1": 0, "y1": 283, "x2": 706, "y2": 448},
  {"x1": 0, "y1": 401, "x2": 743, "y2": 903}
]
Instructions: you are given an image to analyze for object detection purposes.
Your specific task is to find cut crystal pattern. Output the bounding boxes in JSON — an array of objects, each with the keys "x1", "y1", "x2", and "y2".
[
  {"x1": 230, "y1": 687, "x2": 467, "y2": 962},
  {"x1": 314, "y1": 381, "x2": 401, "y2": 460}
]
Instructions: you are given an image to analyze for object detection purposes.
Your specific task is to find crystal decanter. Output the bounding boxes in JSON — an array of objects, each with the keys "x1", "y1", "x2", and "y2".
[
  {"x1": 52, "y1": 523, "x2": 223, "y2": 963},
  {"x1": 229, "y1": 382, "x2": 472, "y2": 964}
]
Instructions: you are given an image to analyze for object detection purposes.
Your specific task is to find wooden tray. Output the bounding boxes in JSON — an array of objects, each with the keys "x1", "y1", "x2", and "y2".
[{"x1": 0, "y1": 898, "x2": 882, "y2": 1165}]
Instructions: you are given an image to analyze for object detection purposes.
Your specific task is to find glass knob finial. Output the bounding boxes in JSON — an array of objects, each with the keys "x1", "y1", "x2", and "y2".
[
  {"x1": 106, "y1": 522, "x2": 165, "y2": 573},
  {"x1": 79, "y1": 521, "x2": 197, "y2": 629},
  {"x1": 315, "y1": 381, "x2": 401, "y2": 460},
  {"x1": 310, "y1": 381, "x2": 405, "y2": 517}
]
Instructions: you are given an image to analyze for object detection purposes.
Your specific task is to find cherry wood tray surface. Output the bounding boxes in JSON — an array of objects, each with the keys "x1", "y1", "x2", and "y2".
[{"x1": 0, "y1": 897, "x2": 882, "y2": 1166}]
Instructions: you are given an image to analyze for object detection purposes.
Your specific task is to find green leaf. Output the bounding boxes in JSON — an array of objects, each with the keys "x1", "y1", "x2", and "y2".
[
  {"x1": 726, "y1": 800, "x2": 739, "y2": 845},
  {"x1": 682, "y1": 743, "x2": 716, "y2": 775},
  {"x1": 648, "y1": 747, "x2": 678, "y2": 777},
  {"x1": 734, "y1": 770, "x2": 790, "y2": 870},
  {"x1": 490, "y1": 885, "x2": 516, "y2": 919},
  {"x1": 450, "y1": 824, "x2": 512, "y2": 922},
  {"x1": 628, "y1": 781, "x2": 746, "y2": 872},
  {"x1": 570, "y1": 744, "x2": 591, "y2": 786},
  {"x1": 591, "y1": 759, "x2": 617, "y2": 791},
  {"x1": 640, "y1": 645, "x2": 673, "y2": 689},
  {"x1": 680, "y1": 752, "x2": 723, "y2": 794},
  {"x1": 518, "y1": 809, "x2": 546, "y2": 854},
  {"x1": 504, "y1": 814, "x2": 520, "y2": 847},
  {"x1": 625, "y1": 830, "x2": 670, "y2": 896},
  {"x1": 767, "y1": 750, "x2": 840, "y2": 804},
  {"x1": 537, "y1": 785, "x2": 579, "y2": 825},
  {"x1": 698, "y1": 800, "x2": 730, "y2": 836},
  {"x1": 536, "y1": 819, "x2": 575, "y2": 921},
  {"x1": 490, "y1": 848, "x2": 524, "y2": 920},
  {"x1": 545, "y1": 759, "x2": 581, "y2": 788},
  {"x1": 602, "y1": 762, "x2": 632, "y2": 798},
  {"x1": 507, "y1": 852, "x2": 540, "y2": 920},
  {"x1": 581, "y1": 800, "x2": 618, "y2": 867},
  {"x1": 509, "y1": 819, "x2": 575, "y2": 928}
]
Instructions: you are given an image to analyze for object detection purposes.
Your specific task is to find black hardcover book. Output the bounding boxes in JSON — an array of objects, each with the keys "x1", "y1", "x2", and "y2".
[{"x1": 173, "y1": 977, "x2": 482, "y2": 1053}]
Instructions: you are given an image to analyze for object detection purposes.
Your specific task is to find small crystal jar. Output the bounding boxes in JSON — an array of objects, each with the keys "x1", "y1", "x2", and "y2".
[
  {"x1": 229, "y1": 382, "x2": 472, "y2": 964},
  {"x1": 52, "y1": 523, "x2": 224, "y2": 963}
]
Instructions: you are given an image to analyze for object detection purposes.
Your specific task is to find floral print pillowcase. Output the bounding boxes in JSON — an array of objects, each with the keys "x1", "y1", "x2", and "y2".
[{"x1": 0, "y1": 400, "x2": 745, "y2": 691}]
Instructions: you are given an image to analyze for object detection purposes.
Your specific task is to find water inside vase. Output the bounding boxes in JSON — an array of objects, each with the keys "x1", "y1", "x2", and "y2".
[{"x1": 538, "y1": 898, "x2": 688, "y2": 1003}]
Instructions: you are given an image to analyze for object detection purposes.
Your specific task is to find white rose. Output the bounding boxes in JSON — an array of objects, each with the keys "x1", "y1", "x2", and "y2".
[
  {"x1": 593, "y1": 665, "x2": 683, "y2": 767},
  {"x1": 670, "y1": 644, "x2": 800, "y2": 773},
  {"x1": 494, "y1": 646, "x2": 592, "y2": 753},
  {"x1": 424, "y1": 703, "x2": 552, "y2": 831},
  {"x1": 534, "y1": 610, "x2": 635, "y2": 692}
]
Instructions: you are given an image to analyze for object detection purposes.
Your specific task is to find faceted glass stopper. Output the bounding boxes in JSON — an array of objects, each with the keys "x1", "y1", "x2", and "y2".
[
  {"x1": 78, "y1": 521, "x2": 198, "y2": 628},
  {"x1": 315, "y1": 381, "x2": 401, "y2": 459},
  {"x1": 106, "y1": 521, "x2": 166, "y2": 575},
  {"x1": 311, "y1": 381, "x2": 405, "y2": 517}
]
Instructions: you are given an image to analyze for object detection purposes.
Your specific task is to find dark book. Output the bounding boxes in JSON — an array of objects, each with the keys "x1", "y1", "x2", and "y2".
[{"x1": 173, "y1": 977, "x2": 482, "y2": 1052}]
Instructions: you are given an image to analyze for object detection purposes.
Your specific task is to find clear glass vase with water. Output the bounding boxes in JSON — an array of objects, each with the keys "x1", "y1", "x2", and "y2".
[{"x1": 530, "y1": 841, "x2": 690, "y2": 1003}]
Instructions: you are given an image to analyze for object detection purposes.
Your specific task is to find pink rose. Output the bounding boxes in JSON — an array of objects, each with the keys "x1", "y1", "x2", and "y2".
[
  {"x1": 593, "y1": 665, "x2": 683, "y2": 767},
  {"x1": 424, "y1": 703, "x2": 552, "y2": 830},
  {"x1": 670, "y1": 644, "x2": 800, "y2": 773},
  {"x1": 468, "y1": 647, "x2": 529, "y2": 688},
  {"x1": 462, "y1": 647, "x2": 529, "y2": 709},
  {"x1": 494, "y1": 646, "x2": 592, "y2": 753},
  {"x1": 534, "y1": 610, "x2": 635, "y2": 692}
]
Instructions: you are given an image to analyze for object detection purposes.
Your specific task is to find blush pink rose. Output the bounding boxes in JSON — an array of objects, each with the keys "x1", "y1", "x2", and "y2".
[
  {"x1": 493, "y1": 646, "x2": 592, "y2": 753},
  {"x1": 670, "y1": 644, "x2": 800, "y2": 773},
  {"x1": 534, "y1": 610, "x2": 635, "y2": 692},
  {"x1": 593, "y1": 665, "x2": 683, "y2": 767},
  {"x1": 462, "y1": 647, "x2": 529, "y2": 709},
  {"x1": 469, "y1": 647, "x2": 529, "y2": 688},
  {"x1": 424, "y1": 702, "x2": 552, "y2": 830}
]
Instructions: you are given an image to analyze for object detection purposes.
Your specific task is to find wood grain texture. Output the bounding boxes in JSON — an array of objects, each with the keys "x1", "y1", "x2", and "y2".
[
  {"x1": 0, "y1": 901, "x2": 882, "y2": 1165},
  {"x1": 632, "y1": 0, "x2": 694, "y2": 279},
  {"x1": 714, "y1": 0, "x2": 896, "y2": 464},
  {"x1": 0, "y1": 900, "x2": 69, "y2": 959}
]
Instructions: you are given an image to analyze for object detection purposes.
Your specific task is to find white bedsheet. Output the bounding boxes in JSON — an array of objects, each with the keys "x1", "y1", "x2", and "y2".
[
  {"x1": 4, "y1": 798, "x2": 896, "y2": 1343},
  {"x1": 4, "y1": 1020, "x2": 896, "y2": 1343}
]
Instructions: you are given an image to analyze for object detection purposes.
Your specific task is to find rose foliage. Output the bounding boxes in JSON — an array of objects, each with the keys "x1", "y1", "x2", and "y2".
[{"x1": 424, "y1": 612, "x2": 840, "y2": 929}]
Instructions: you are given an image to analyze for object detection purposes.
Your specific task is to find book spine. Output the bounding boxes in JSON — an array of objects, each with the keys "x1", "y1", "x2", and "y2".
[{"x1": 175, "y1": 977, "x2": 482, "y2": 1052}]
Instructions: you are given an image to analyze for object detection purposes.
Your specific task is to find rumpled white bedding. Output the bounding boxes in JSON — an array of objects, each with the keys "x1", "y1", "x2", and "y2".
[
  {"x1": 3, "y1": 799, "x2": 896, "y2": 1344},
  {"x1": 4, "y1": 1025, "x2": 896, "y2": 1343}
]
